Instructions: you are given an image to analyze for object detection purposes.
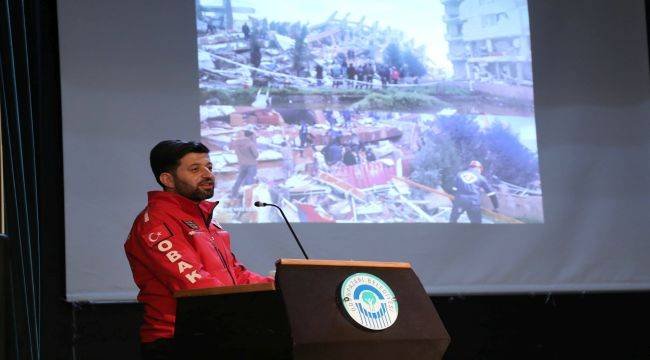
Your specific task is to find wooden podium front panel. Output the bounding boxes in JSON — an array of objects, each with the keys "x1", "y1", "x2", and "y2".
[
  {"x1": 174, "y1": 286, "x2": 291, "y2": 359},
  {"x1": 276, "y1": 261, "x2": 450, "y2": 360}
]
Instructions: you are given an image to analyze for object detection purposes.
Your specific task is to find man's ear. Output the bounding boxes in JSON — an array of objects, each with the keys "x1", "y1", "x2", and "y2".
[{"x1": 159, "y1": 172, "x2": 175, "y2": 189}]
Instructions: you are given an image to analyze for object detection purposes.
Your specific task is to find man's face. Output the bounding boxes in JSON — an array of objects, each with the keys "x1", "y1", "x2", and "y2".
[{"x1": 166, "y1": 152, "x2": 215, "y2": 202}]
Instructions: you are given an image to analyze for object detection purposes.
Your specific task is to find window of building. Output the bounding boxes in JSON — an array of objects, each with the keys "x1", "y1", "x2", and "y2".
[
  {"x1": 482, "y1": 12, "x2": 508, "y2": 27},
  {"x1": 482, "y1": 14, "x2": 498, "y2": 27}
]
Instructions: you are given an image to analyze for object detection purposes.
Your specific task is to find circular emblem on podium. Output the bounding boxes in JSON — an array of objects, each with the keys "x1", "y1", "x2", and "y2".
[{"x1": 340, "y1": 273, "x2": 398, "y2": 330}]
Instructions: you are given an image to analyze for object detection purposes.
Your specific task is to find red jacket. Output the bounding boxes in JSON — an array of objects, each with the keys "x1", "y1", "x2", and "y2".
[{"x1": 124, "y1": 191, "x2": 273, "y2": 343}]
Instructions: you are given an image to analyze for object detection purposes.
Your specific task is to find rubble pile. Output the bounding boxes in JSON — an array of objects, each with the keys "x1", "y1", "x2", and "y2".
[{"x1": 200, "y1": 105, "x2": 541, "y2": 224}]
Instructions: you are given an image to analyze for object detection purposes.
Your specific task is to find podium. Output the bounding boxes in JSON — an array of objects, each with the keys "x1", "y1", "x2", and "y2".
[{"x1": 174, "y1": 259, "x2": 450, "y2": 359}]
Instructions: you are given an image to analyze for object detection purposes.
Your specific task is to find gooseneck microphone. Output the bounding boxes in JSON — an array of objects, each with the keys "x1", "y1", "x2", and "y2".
[{"x1": 254, "y1": 201, "x2": 309, "y2": 259}]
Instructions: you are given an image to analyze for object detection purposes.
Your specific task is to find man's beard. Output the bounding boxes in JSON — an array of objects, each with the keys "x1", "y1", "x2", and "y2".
[{"x1": 174, "y1": 176, "x2": 214, "y2": 201}]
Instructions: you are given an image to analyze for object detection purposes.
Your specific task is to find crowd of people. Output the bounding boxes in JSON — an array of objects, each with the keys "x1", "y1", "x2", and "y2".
[
  {"x1": 320, "y1": 132, "x2": 376, "y2": 168},
  {"x1": 228, "y1": 22, "x2": 417, "y2": 88},
  {"x1": 323, "y1": 59, "x2": 402, "y2": 88},
  {"x1": 292, "y1": 118, "x2": 380, "y2": 177}
]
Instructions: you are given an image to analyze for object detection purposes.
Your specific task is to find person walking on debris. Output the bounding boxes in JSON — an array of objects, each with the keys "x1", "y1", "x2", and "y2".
[
  {"x1": 311, "y1": 144, "x2": 327, "y2": 175},
  {"x1": 341, "y1": 110, "x2": 353, "y2": 128},
  {"x1": 280, "y1": 142, "x2": 294, "y2": 179},
  {"x1": 449, "y1": 160, "x2": 499, "y2": 224},
  {"x1": 299, "y1": 120, "x2": 311, "y2": 156},
  {"x1": 242, "y1": 23, "x2": 250, "y2": 39},
  {"x1": 230, "y1": 130, "x2": 258, "y2": 198},
  {"x1": 324, "y1": 110, "x2": 336, "y2": 128},
  {"x1": 315, "y1": 64, "x2": 324, "y2": 86}
]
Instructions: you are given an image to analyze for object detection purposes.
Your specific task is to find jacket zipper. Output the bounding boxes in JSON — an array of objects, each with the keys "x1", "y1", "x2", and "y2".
[{"x1": 198, "y1": 205, "x2": 236, "y2": 285}]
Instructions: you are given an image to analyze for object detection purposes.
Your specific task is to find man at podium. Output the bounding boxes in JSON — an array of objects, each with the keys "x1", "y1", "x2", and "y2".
[{"x1": 124, "y1": 140, "x2": 273, "y2": 360}]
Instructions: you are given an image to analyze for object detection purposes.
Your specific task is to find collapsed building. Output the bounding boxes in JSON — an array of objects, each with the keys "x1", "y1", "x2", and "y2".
[{"x1": 196, "y1": 7, "x2": 445, "y2": 89}]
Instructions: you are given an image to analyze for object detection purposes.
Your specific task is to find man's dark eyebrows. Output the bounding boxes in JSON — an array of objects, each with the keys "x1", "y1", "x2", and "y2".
[{"x1": 187, "y1": 161, "x2": 212, "y2": 167}]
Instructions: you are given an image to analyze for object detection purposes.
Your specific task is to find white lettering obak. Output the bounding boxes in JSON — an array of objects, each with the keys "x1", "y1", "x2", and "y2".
[
  {"x1": 157, "y1": 240, "x2": 172, "y2": 252},
  {"x1": 154, "y1": 237, "x2": 200, "y2": 284},
  {"x1": 185, "y1": 270, "x2": 202, "y2": 284},
  {"x1": 177, "y1": 261, "x2": 193, "y2": 273},
  {"x1": 165, "y1": 250, "x2": 181, "y2": 263}
]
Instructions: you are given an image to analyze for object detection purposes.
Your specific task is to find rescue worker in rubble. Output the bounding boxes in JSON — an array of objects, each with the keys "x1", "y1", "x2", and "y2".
[
  {"x1": 280, "y1": 141, "x2": 294, "y2": 179},
  {"x1": 242, "y1": 22, "x2": 250, "y2": 39},
  {"x1": 230, "y1": 130, "x2": 259, "y2": 198},
  {"x1": 124, "y1": 140, "x2": 273, "y2": 359},
  {"x1": 299, "y1": 120, "x2": 309, "y2": 155},
  {"x1": 449, "y1": 160, "x2": 499, "y2": 224}
]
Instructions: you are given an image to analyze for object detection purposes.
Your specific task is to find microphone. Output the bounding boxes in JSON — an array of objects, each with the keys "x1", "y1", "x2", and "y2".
[{"x1": 254, "y1": 201, "x2": 309, "y2": 259}]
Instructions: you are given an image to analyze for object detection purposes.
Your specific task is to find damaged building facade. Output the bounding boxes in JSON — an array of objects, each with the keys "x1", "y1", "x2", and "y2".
[{"x1": 442, "y1": 0, "x2": 532, "y2": 87}]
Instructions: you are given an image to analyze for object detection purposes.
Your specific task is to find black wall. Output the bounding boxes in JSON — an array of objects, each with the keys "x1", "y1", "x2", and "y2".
[{"x1": 69, "y1": 293, "x2": 650, "y2": 359}]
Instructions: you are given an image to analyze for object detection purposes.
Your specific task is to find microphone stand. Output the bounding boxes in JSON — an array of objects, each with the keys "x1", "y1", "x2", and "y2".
[{"x1": 255, "y1": 201, "x2": 309, "y2": 259}]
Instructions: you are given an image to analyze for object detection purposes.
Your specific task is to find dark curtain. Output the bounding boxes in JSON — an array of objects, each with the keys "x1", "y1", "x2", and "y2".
[{"x1": 1, "y1": 0, "x2": 70, "y2": 359}]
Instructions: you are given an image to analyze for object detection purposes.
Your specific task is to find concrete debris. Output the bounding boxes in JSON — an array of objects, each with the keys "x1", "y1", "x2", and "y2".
[
  {"x1": 203, "y1": 108, "x2": 541, "y2": 224},
  {"x1": 271, "y1": 32, "x2": 296, "y2": 51},
  {"x1": 200, "y1": 105, "x2": 235, "y2": 122}
]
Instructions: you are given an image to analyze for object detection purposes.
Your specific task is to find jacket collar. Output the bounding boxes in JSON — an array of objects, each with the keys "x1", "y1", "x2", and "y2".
[{"x1": 147, "y1": 191, "x2": 219, "y2": 225}]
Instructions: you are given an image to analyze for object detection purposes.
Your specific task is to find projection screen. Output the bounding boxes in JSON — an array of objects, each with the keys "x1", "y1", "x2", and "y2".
[{"x1": 57, "y1": 0, "x2": 650, "y2": 301}]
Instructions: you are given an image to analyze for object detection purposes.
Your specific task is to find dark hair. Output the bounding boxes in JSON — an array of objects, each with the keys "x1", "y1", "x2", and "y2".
[
  {"x1": 150, "y1": 140, "x2": 209, "y2": 188},
  {"x1": 244, "y1": 130, "x2": 254, "y2": 137}
]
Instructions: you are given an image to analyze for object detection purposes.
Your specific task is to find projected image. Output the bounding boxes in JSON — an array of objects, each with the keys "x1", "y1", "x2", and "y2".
[{"x1": 196, "y1": 0, "x2": 543, "y2": 224}]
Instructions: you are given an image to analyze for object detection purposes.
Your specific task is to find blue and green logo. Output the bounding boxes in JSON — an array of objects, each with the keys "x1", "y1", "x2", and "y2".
[{"x1": 340, "y1": 273, "x2": 398, "y2": 330}]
